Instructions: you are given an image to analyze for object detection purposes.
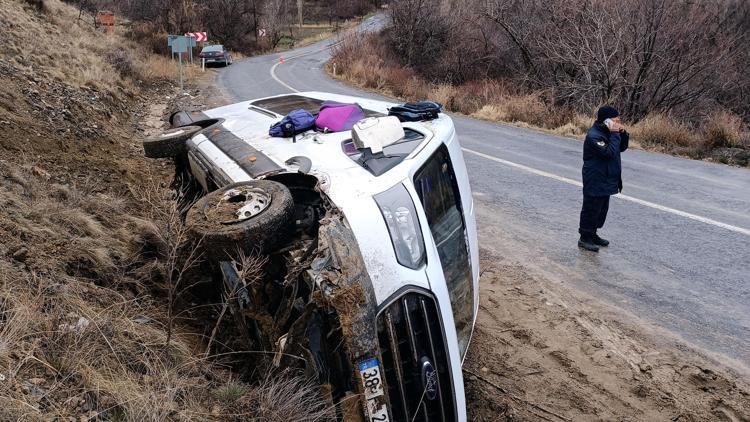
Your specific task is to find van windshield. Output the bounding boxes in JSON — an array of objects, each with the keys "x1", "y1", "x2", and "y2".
[
  {"x1": 413, "y1": 144, "x2": 473, "y2": 357},
  {"x1": 341, "y1": 128, "x2": 425, "y2": 176}
]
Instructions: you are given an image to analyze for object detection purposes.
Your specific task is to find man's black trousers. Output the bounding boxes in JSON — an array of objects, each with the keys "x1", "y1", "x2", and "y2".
[{"x1": 579, "y1": 194, "x2": 610, "y2": 238}]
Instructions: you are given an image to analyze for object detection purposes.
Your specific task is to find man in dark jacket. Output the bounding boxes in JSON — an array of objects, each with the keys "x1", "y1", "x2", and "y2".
[{"x1": 578, "y1": 106, "x2": 629, "y2": 252}]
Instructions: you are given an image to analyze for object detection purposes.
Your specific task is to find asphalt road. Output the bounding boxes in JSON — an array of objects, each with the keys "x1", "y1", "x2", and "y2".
[{"x1": 217, "y1": 18, "x2": 750, "y2": 372}]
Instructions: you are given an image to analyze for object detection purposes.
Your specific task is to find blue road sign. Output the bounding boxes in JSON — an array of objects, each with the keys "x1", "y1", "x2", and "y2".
[{"x1": 169, "y1": 35, "x2": 191, "y2": 54}]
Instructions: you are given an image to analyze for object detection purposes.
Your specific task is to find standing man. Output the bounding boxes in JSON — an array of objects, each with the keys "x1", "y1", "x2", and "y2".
[{"x1": 578, "y1": 106, "x2": 629, "y2": 252}]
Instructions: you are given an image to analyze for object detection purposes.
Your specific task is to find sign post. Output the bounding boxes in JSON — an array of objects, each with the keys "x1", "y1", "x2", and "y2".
[
  {"x1": 169, "y1": 35, "x2": 191, "y2": 94},
  {"x1": 178, "y1": 51, "x2": 183, "y2": 93},
  {"x1": 185, "y1": 32, "x2": 207, "y2": 66}
]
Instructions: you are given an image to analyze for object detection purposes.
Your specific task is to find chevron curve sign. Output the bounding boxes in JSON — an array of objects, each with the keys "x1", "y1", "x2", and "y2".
[{"x1": 185, "y1": 32, "x2": 207, "y2": 42}]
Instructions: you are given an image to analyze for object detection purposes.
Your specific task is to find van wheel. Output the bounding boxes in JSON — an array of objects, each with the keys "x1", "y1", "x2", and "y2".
[
  {"x1": 143, "y1": 125, "x2": 202, "y2": 158},
  {"x1": 186, "y1": 180, "x2": 294, "y2": 260}
]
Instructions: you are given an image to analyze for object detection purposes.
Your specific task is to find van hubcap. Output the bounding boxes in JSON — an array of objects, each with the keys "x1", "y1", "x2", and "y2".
[{"x1": 219, "y1": 187, "x2": 271, "y2": 224}]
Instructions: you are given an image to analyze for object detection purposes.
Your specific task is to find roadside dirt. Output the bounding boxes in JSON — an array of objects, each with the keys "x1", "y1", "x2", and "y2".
[{"x1": 465, "y1": 249, "x2": 750, "y2": 421}]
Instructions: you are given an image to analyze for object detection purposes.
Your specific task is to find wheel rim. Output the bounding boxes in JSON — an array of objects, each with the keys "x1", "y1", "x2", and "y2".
[{"x1": 217, "y1": 186, "x2": 271, "y2": 224}]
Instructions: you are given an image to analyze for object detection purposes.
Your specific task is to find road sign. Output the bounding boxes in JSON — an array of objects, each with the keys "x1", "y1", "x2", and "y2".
[
  {"x1": 258, "y1": 28, "x2": 266, "y2": 37},
  {"x1": 96, "y1": 11, "x2": 115, "y2": 34},
  {"x1": 170, "y1": 36, "x2": 191, "y2": 53},
  {"x1": 185, "y1": 32, "x2": 207, "y2": 42},
  {"x1": 168, "y1": 35, "x2": 193, "y2": 94}
]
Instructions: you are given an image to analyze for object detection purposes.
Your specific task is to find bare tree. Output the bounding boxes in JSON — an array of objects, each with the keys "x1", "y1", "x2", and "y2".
[{"x1": 390, "y1": 0, "x2": 750, "y2": 122}]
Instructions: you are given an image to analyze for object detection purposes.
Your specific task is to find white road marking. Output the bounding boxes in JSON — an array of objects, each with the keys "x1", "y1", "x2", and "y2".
[
  {"x1": 270, "y1": 61, "x2": 299, "y2": 93},
  {"x1": 462, "y1": 147, "x2": 750, "y2": 237},
  {"x1": 270, "y1": 42, "x2": 342, "y2": 93}
]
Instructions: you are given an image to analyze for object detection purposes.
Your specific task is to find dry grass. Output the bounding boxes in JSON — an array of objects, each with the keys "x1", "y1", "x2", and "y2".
[
  {"x1": 0, "y1": 160, "x2": 333, "y2": 421},
  {"x1": 331, "y1": 33, "x2": 749, "y2": 165},
  {"x1": 703, "y1": 110, "x2": 749, "y2": 150},
  {"x1": 1, "y1": 0, "x2": 199, "y2": 89},
  {"x1": 552, "y1": 114, "x2": 593, "y2": 138},
  {"x1": 0, "y1": 1, "x2": 336, "y2": 418},
  {"x1": 471, "y1": 94, "x2": 550, "y2": 128},
  {"x1": 629, "y1": 115, "x2": 701, "y2": 157},
  {"x1": 231, "y1": 372, "x2": 335, "y2": 422}
]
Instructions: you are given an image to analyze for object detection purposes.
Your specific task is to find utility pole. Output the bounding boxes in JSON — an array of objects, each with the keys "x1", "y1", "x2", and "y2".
[{"x1": 297, "y1": 0, "x2": 303, "y2": 28}]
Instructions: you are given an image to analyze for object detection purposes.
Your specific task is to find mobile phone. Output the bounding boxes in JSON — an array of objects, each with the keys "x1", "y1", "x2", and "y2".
[{"x1": 604, "y1": 118, "x2": 614, "y2": 129}]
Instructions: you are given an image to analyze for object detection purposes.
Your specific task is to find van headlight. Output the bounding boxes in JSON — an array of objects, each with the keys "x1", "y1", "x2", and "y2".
[{"x1": 374, "y1": 184, "x2": 426, "y2": 269}]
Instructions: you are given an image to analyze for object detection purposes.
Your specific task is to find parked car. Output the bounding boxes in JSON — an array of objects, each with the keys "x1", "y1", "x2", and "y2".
[
  {"x1": 198, "y1": 44, "x2": 232, "y2": 66},
  {"x1": 143, "y1": 92, "x2": 479, "y2": 422}
]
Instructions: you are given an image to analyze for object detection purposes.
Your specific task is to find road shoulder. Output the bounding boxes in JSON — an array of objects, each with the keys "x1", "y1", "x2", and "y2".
[{"x1": 466, "y1": 248, "x2": 750, "y2": 421}]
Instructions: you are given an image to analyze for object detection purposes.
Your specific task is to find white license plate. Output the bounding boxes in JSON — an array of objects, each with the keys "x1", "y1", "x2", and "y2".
[{"x1": 358, "y1": 358, "x2": 389, "y2": 421}]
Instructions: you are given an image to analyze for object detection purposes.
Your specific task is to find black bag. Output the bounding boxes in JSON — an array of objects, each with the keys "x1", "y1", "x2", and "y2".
[{"x1": 388, "y1": 101, "x2": 442, "y2": 122}]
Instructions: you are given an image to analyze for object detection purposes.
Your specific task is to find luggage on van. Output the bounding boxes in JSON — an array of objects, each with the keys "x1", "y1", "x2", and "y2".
[
  {"x1": 269, "y1": 109, "x2": 316, "y2": 141},
  {"x1": 315, "y1": 101, "x2": 365, "y2": 132},
  {"x1": 388, "y1": 101, "x2": 442, "y2": 122}
]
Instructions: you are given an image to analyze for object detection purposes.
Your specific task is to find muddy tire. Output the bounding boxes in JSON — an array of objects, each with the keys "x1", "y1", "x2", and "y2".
[
  {"x1": 169, "y1": 110, "x2": 193, "y2": 128},
  {"x1": 142, "y1": 125, "x2": 202, "y2": 158},
  {"x1": 186, "y1": 180, "x2": 294, "y2": 260}
]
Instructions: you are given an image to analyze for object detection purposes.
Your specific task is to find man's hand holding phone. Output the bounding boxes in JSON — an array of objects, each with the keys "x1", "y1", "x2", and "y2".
[{"x1": 604, "y1": 118, "x2": 625, "y2": 133}]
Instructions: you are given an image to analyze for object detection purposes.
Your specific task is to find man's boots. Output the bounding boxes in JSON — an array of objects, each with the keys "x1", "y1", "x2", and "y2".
[
  {"x1": 593, "y1": 234, "x2": 609, "y2": 247},
  {"x1": 578, "y1": 235, "x2": 600, "y2": 252}
]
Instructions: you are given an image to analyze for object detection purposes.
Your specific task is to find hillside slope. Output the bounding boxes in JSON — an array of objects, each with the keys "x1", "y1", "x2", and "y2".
[{"x1": 0, "y1": 1, "x2": 327, "y2": 420}]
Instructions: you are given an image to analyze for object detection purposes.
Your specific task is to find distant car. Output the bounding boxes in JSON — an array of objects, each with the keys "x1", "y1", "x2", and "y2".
[{"x1": 199, "y1": 44, "x2": 232, "y2": 66}]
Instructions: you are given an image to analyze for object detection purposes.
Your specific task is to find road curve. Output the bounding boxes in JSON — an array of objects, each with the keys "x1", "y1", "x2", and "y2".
[{"x1": 217, "y1": 18, "x2": 750, "y2": 372}]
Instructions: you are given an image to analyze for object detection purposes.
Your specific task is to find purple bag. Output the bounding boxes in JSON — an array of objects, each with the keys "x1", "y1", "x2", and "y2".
[{"x1": 315, "y1": 101, "x2": 365, "y2": 132}]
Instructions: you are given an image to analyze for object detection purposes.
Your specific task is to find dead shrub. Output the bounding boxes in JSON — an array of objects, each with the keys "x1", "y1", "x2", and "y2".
[
  {"x1": 703, "y1": 110, "x2": 747, "y2": 150},
  {"x1": 130, "y1": 21, "x2": 171, "y2": 55},
  {"x1": 22, "y1": 0, "x2": 46, "y2": 13},
  {"x1": 630, "y1": 115, "x2": 699, "y2": 151},
  {"x1": 430, "y1": 83, "x2": 460, "y2": 111},
  {"x1": 135, "y1": 55, "x2": 199, "y2": 83},
  {"x1": 449, "y1": 79, "x2": 509, "y2": 115},
  {"x1": 471, "y1": 104, "x2": 506, "y2": 122},
  {"x1": 0, "y1": 163, "x2": 291, "y2": 421},
  {"x1": 106, "y1": 50, "x2": 138, "y2": 80},
  {"x1": 469, "y1": 95, "x2": 549, "y2": 127},
  {"x1": 403, "y1": 76, "x2": 430, "y2": 100},
  {"x1": 384, "y1": 65, "x2": 417, "y2": 97},
  {"x1": 232, "y1": 372, "x2": 335, "y2": 422},
  {"x1": 499, "y1": 94, "x2": 550, "y2": 127},
  {"x1": 554, "y1": 114, "x2": 593, "y2": 137}
]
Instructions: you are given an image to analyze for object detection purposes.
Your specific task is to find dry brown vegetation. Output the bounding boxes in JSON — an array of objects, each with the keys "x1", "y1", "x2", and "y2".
[
  {"x1": 0, "y1": 162, "x2": 334, "y2": 420},
  {"x1": 332, "y1": 0, "x2": 750, "y2": 166},
  {"x1": 70, "y1": 0, "x2": 378, "y2": 55},
  {"x1": 1, "y1": 0, "x2": 331, "y2": 419},
  {"x1": 331, "y1": 31, "x2": 750, "y2": 166},
  {"x1": 6, "y1": 0, "x2": 199, "y2": 89}
]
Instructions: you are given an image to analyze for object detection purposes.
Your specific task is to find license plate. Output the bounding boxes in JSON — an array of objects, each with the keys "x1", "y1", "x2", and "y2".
[{"x1": 358, "y1": 358, "x2": 390, "y2": 421}]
